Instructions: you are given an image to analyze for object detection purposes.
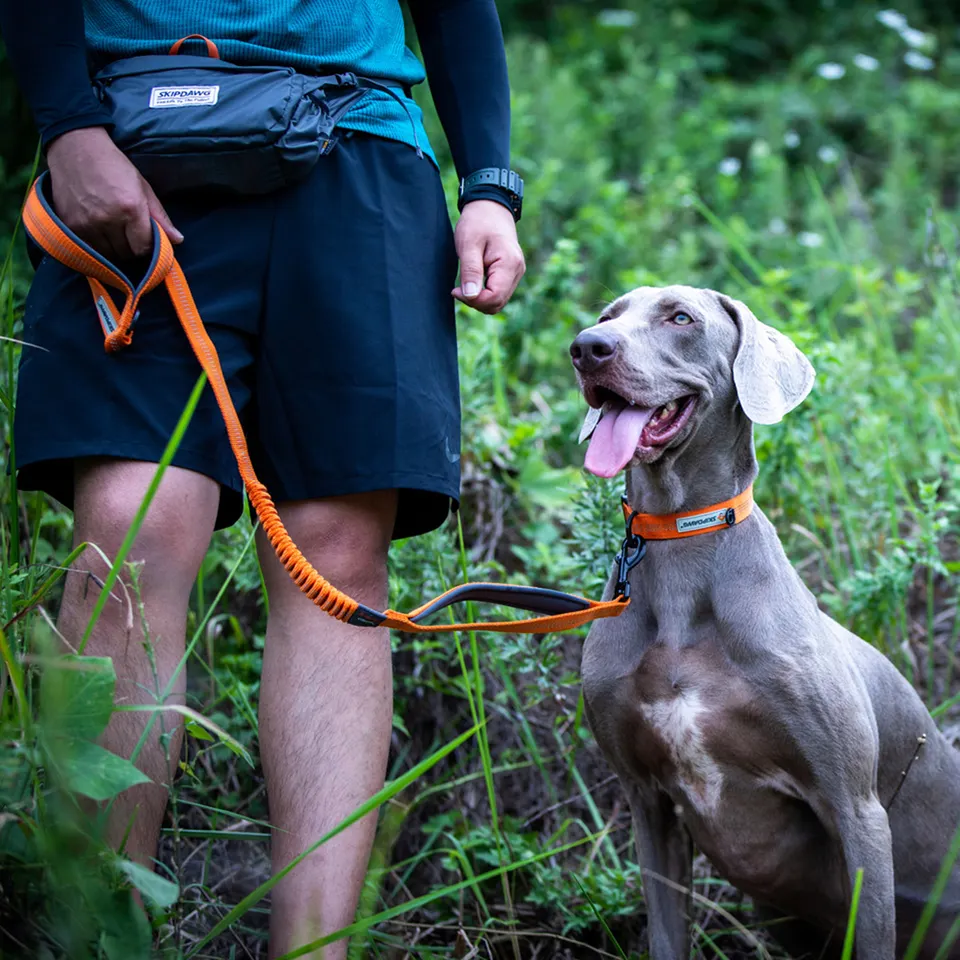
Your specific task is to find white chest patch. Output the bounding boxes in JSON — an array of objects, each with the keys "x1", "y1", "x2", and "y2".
[{"x1": 640, "y1": 689, "x2": 724, "y2": 816}]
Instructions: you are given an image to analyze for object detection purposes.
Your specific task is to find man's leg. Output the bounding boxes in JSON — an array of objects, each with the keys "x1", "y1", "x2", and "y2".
[
  {"x1": 258, "y1": 490, "x2": 397, "y2": 960},
  {"x1": 60, "y1": 458, "x2": 220, "y2": 863}
]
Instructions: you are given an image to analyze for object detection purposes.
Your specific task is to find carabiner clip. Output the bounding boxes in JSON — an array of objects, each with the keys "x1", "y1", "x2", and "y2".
[{"x1": 614, "y1": 499, "x2": 646, "y2": 600}]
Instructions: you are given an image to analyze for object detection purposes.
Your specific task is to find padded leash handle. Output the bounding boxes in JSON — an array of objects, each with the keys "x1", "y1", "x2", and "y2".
[
  {"x1": 351, "y1": 582, "x2": 628, "y2": 633},
  {"x1": 22, "y1": 174, "x2": 631, "y2": 634}
]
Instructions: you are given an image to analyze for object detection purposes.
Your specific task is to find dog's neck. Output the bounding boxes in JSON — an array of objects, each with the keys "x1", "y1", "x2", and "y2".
[
  {"x1": 619, "y1": 411, "x2": 787, "y2": 655},
  {"x1": 624, "y1": 407, "x2": 757, "y2": 516}
]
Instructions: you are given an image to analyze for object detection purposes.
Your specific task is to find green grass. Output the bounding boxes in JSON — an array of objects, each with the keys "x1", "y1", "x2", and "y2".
[{"x1": 2, "y1": 2, "x2": 960, "y2": 957}]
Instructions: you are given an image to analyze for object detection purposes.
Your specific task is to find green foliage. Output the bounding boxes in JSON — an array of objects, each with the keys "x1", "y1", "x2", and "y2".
[{"x1": 1, "y1": 2, "x2": 960, "y2": 957}]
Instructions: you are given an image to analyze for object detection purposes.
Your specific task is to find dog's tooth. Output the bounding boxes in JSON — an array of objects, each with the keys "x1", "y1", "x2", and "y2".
[{"x1": 578, "y1": 405, "x2": 603, "y2": 443}]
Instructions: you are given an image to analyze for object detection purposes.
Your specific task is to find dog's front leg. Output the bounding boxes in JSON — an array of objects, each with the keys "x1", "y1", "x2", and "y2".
[
  {"x1": 827, "y1": 794, "x2": 896, "y2": 960},
  {"x1": 624, "y1": 780, "x2": 693, "y2": 960}
]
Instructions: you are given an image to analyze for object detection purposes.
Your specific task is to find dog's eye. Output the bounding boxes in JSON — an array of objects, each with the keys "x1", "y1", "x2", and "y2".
[
  {"x1": 669, "y1": 312, "x2": 694, "y2": 326},
  {"x1": 597, "y1": 315, "x2": 612, "y2": 324}
]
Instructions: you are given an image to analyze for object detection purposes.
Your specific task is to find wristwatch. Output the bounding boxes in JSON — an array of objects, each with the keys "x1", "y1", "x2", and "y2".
[{"x1": 458, "y1": 168, "x2": 524, "y2": 221}]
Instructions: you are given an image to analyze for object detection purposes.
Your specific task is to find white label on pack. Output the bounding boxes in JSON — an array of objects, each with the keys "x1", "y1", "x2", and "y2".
[
  {"x1": 149, "y1": 85, "x2": 220, "y2": 108},
  {"x1": 676, "y1": 508, "x2": 731, "y2": 534},
  {"x1": 96, "y1": 296, "x2": 117, "y2": 333}
]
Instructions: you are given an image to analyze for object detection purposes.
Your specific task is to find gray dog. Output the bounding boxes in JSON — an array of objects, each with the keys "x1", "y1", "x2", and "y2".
[{"x1": 569, "y1": 285, "x2": 960, "y2": 960}]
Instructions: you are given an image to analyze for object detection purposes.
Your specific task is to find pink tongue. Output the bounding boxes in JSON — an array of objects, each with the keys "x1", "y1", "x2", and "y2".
[{"x1": 584, "y1": 404, "x2": 656, "y2": 477}]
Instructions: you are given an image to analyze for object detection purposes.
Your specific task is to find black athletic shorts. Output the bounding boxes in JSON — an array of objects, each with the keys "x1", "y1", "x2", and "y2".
[{"x1": 14, "y1": 133, "x2": 461, "y2": 540}]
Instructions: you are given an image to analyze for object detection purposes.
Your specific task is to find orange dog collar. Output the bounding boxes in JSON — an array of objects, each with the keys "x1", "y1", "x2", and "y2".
[{"x1": 622, "y1": 485, "x2": 754, "y2": 541}]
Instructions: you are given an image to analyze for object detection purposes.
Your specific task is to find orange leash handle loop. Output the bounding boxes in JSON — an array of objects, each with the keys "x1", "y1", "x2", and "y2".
[
  {"x1": 23, "y1": 174, "x2": 631, "y2": 635},
  {"x1": 23, "y1": 180, "x2": 174, "y2": 352}
]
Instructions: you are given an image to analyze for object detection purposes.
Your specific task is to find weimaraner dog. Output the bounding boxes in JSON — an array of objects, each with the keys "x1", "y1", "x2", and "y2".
[{"x1": 569, "y1": 285, "x2": 960, "y2": 960}]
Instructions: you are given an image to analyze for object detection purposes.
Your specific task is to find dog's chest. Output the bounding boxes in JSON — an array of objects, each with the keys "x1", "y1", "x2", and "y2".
[
  {"x1": 616, "y1": 642, "x2": 746, "y2": 818},
  {"x1": 638, "y1": 687, "x2": 725, "y2": 815}
]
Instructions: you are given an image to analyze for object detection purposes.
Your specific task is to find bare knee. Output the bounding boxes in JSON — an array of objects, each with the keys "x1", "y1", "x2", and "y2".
[
  {"x1": 71, "y1": 458, "x2": 219, "y2": 599},
  {"x1": 258, "y1": 490, "x2": 398, "y2": 606}
]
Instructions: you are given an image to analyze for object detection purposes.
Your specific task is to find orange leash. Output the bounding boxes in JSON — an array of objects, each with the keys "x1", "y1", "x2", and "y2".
[{"x1": 23, "y1": 173, "x2": 631, "y2": 633}]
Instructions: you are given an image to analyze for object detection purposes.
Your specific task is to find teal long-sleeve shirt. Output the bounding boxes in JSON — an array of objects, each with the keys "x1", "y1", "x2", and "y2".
[
  {"x1": 83, "y1": 1, "x2": 436, "y2": 160},
  {"x1": 0, "y1": 0, "x2": 512, "y2": 184}
]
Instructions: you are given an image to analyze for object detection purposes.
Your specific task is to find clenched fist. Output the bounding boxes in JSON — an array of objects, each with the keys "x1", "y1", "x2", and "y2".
[
  {"x1": 46, "y1": 126, "x2": 182, "y2": 262},
  {"x1": 452, "y1": 199, "x2": 525, "y2": 314}
]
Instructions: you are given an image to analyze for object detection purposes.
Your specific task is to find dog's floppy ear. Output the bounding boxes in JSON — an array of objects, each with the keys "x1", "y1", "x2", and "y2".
[{"x1": 717, "y1": 293, "x2": 815, "y2": 425}]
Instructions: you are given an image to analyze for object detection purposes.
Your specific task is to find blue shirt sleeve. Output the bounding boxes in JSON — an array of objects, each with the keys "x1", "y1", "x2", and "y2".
[
  {"x1": 408, "y1": 0, "x2": 515, "y2": 212},
  {"x1": 0, "y1": 0, "x2": 114, "y2": 147}
]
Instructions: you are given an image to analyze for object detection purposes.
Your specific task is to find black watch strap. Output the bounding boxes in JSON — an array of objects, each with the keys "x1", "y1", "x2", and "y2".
[{"x1": 458, "y1": 167, "x2": 524, "y2": 221}]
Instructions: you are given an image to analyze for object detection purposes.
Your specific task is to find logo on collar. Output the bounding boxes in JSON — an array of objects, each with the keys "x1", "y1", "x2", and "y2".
[{"x1": 676, "y1": 507, "x2": 736, "y2": 533}]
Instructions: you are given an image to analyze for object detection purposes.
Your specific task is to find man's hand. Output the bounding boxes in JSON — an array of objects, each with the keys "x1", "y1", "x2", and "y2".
[
  {"x1": 452, "y1": 199, "x2": 525, "y2": 314},
  {"x1": 46, "y1": 126, "x2": 182, "y2": 261}
]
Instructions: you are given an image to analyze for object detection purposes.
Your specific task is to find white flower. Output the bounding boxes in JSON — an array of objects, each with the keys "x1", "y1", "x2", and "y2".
[
  {"x1": 750, "y1": 139, "x2": 771, "y2": 159},
  {"x1": 679, "y1": 194, "x2": 695, "y2": 208},
  {"x1": 768, "y1": 217, "x2": 787, "y2": 236},
  {"x1": 904, "y1": 51, "x2": 934, "y2": 70},
  {"x1": 798, "y1": 231, "x2": 824, "y2": 248},
  {"x1": 876, "y1": 9, "x2": 908, "y2": 31},
  {"x1": 817, "y1": 62, "x2": 846, "y2": 80},
  {"x1": 784, "y1": 130, "x2": 801, "y2": 148},
  {"x1": 718, "y1": 157, "x2": 741, "y2": 177},
  {"x1": 597, "y1": 9, "x2": 637, "y2": 27},
  {"x1": 900, "y1": 27, "x2": 932, "y2": 49},
  {"x1": 818, "y1": 145, "x2": 840, "y2": 164},
  {"x1": 854, "y1": 54, "x2": 880, "y2": 72}
]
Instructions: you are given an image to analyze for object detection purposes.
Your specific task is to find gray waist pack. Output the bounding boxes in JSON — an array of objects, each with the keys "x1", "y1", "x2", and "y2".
[{"x1": 93, "y1": 51, "x2": 420, "y2": 196}]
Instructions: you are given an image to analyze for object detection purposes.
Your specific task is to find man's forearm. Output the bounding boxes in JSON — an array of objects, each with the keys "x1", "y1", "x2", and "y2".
[
  {"x1": 0, "y1": 0, "x2": 112, "y2": 146},
  {"x1": 409, "y1": 0, "x2": 511, "y2": 185}
]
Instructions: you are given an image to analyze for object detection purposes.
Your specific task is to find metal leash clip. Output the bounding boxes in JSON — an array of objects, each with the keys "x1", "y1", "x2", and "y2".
[{"x1": 615, "y1": 496, "x2": 646, "y2": 600}]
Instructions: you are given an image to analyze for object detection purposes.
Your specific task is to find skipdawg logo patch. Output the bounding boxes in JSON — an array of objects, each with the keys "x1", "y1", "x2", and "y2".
[
  {"x1": 149, "y1": 85, "x2": 220, "y2": 108},
  {"x1": 675, "y1": 509, "x2": 731, "y2": 534}
]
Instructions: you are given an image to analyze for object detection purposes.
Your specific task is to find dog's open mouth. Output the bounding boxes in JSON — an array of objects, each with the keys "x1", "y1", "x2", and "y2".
[{"x1": 581, "y1": 389, "x2": 697, "y2": 477}]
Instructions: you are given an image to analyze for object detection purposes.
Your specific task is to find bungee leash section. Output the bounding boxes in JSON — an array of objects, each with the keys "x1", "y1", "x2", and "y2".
[{"x1": 22, "y1": 173, "x2": 631, "y2": 634}]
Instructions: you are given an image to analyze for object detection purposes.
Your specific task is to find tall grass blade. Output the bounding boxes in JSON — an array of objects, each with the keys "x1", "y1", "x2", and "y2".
[
  {"x1": 903, "y1": 819, "x2": 960, "y2": 960},
  {"x1": 274, "y1": 834, "x2": 595, "y2": 960},
  {"x1": 79, "y1": 372, "x2": 207, "y2": 653},
  {"x1": 841, "y1": 867, "x2": 864, "y2": 960},
  {"x1": 572, "y1": 875, "x2": 629, "y2": 960},
  {"x1": 187, "y1": 721, "x2": 481, "y2": 956}
]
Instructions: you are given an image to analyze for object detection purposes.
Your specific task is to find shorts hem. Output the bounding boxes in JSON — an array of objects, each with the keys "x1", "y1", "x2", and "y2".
[
  {"x1": 16, "y1": 444, "x2": 459, "y2": 540},
  {"x1": 266, "y1": 470, "x2": 460, "y2": 540},
  {"x1": 15, "y1": 439, "x2": 245, "y2": 529}
]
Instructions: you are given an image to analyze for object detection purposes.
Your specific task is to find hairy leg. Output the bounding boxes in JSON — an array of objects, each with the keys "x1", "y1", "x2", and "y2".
[
  {"x1": 258, "y1": 491, "x2": 397, "y2": 960},
  {"x1": 60, "y1": 458, "x2": 219, "y2": 864}
]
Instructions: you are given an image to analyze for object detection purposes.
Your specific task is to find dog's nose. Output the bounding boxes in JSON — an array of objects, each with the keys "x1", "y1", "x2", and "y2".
[{"x1": 570, "y1": 329, "x2": 619, "y2": 373}]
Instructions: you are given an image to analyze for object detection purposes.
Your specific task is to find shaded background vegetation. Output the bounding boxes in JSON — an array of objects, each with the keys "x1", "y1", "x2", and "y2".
[{"x1": 2, "y1": 1, "x2": 960, "y2": 957}]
